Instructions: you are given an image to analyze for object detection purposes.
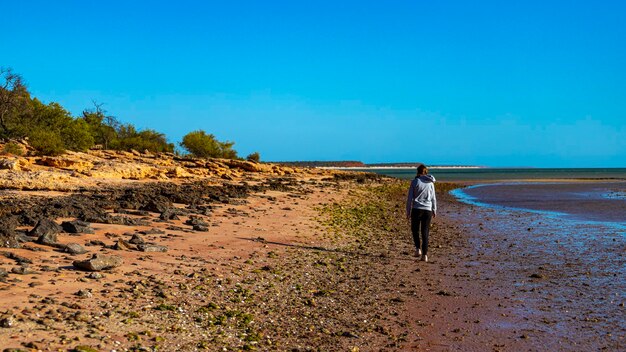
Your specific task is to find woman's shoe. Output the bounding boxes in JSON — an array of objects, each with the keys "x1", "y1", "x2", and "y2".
[{"x1": 420, "y1": 254, "x2": 428, "y2": 262}]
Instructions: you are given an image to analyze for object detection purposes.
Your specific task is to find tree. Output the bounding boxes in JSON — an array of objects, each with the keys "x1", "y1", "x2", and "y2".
[
  {"x1": 113, "y1": 124, "x2": 174, "y2": 153},
  {"x1": 246, "y1": 152, "x2": 260, "y2": 162},
  {"x1": 180, "y1": 130, "x2": 238, "y2": 159},
  {"x1": 81, "y1": 102, "x2": 119, "y2": 149},
  {"x1": 0, "y1": 67, "x2": 31, "y2": 138}
]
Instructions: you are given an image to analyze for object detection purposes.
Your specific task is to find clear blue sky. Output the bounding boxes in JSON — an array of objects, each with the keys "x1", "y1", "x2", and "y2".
[{"x1": 1, "y1": 1, "x2": 625, "y2": 167}]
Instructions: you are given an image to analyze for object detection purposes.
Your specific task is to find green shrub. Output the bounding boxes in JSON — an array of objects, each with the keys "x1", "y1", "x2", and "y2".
[
  {"x1": 180, "y1": 130, "x2": 238, "y2": 159},
  {"x1": 246, "y1": 152, "x2": 260, "y2": 162},
  {"x1": 62, "y1": 119, "x2": 95, "y2": 151},
  {"x1": 1, "y1": 141, "x2": 25, "y2": 156},
  {"x1": 28, "y1": 128, "x2": 65, "y2": 156}
]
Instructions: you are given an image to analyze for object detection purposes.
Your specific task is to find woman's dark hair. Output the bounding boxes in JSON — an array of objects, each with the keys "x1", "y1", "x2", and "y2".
[{"x1": 417, "y1": 164, "x2": 428, "y2": 175}]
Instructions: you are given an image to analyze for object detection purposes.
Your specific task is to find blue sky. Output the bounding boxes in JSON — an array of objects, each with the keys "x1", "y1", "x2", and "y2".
[{"x1": 1, "y1": 1, "x2": 625, "y2": 167}]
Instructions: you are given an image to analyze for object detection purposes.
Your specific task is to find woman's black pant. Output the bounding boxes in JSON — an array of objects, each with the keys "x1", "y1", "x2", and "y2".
[{"x1": 411, "y1": 209, "x2": 432, "y2": 255}]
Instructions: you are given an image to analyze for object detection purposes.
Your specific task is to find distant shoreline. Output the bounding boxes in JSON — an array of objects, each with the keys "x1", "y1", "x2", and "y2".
[{"x1": 317, "y1": 166, "x2": 485, "y2": 170}]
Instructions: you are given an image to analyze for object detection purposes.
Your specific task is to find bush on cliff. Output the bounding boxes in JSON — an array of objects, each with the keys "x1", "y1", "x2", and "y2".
[
  {"x1": 246, "y1": 152, "x2": 260, "y2": 162},
  {"x1": 180, "y1": 130, "x2": 238, "y2": 159},
  {"x1": 113, "y1": 124, "x2": 174, "y2": 153}
]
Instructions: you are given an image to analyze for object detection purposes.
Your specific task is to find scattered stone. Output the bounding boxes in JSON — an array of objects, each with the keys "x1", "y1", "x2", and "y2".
[
  {"x1": 137, "y1": 244, "x2": 168, "y2": 252},
  {"x1": 87, "y1": 272, "x2": 103, "y2": 280},
  {"x1": 0, "y1": 268, "x2": 7, "y2": 279},
  {"x1": 128, "y1": 234, "x2": 145, "y2": 245},
  {"x1": 62, "y1": 220, "x2": 95, "y2": 234},
  {"x1": 529, "y1": 273, "x2": 545, "y2": 279},
  {"x1": 75, "y1": 289, "x2": 92, "y2": 298},
  {"x1": 73, "y1": 254, "x2": 123, "y2": 271},
  {"x1": 85, "y1": 240, "x2": 106, "y2": 247},
  {"x1": 64, "y1": 243, "x2": 88, "y2": 255}
]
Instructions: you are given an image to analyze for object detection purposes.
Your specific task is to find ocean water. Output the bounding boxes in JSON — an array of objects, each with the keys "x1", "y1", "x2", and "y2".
[{"x1": 357, "y1": 167, "x2": 626, "y2": 182}]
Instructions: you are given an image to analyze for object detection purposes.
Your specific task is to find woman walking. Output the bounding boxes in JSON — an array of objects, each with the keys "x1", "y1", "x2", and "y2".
[{"x1": 406, "y1": 164, "x2": 437, "y2": 262}]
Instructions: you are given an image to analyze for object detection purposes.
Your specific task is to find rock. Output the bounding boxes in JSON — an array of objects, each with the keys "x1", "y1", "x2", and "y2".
[
  {"x1": 34, "y1": 220, "x2": 60, "y2": 246},
  {"x1": 1, "y1": 251, "x2": 32, "y2": 264},
  {"x1": 87, "y1": 272, "x2": 103, "y2": 280},
  {"x1": 128, "y1": 234, "x2": 145, "y2": 245},
  {"x1": 137, "y1": 244, "x2": 168, "y2": 252},
  {"x1": 193, "y1": 225, "x2": 209, "y2": 232},
  {"x1": 39, "y1": 156, "x2": 94, "y2": 172},
  {"x1": 114, "y1": 239, "x2": 134, "y2": 251},
  {"x1": 62, "y1": 220, "x2": 95, "y2": 234},
  {"x1": 11, "y1": 266, "x2": 34, "y2": 275},
  {"x1": 0, "y1": 316, "x2": 15, "y2": 328},
  {"x1": 0, "y1": 226, "x2": 19, "y2": 248},
  {"x1": 140, "y1": 200, "x2": 170, "y2": 213},
  {"x1": 139, "y1": 228, "x2": 165, "y2": 235},
  {"x1": 74, "y1": 289, "x2": 92, "y2": 298},
  {"x1": 64, "y1": 243, "x2": 88, "y2": 255},
  {"x1": 0, "y1": 268, "x2": 7, "y2": 279},
  {"x1": 73, "y1": 254, "x2": 123, "y2": 271},
  {"x1": 185, "y1": 216, "x2": 208, "y2": 227},
  {"x1": 159, "y1": 208, "x2": 180, "y2": 221},
  {"x1": 0, "y1": 158, "x2": 20, "y2": 170}
]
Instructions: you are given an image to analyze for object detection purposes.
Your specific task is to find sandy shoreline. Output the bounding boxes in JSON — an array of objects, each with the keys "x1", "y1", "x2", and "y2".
[{"x1": 0, "y1": 157, "x2": 624, "y2": 351}]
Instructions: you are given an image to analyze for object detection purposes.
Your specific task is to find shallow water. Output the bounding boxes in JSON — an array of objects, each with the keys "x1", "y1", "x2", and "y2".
[{"x1": 449, "y1": 182, "x2": 626, "y2": 347}]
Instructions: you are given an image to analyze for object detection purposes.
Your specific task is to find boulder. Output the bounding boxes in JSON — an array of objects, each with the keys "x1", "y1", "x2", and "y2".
[
  {"x1": 73, "y1": 254, "x2": 123, "y2": 271},
  {"x1": 128, "y1": 234, "x2": 145, "y2": 245},
  {"x1": 113, "y1": 239, "x2": 134, "y2": 251},
  {"x1": 30, "y1": 218, "x2": 61, "y2": 241},
  {"x1": 64, "y1": 243, "x2": 88, "y2": 255},
  {"x1": 137, "y1": 244, "x2": 168, "y2": 252},
  {"x1": 62, "y1": 220, "x2": 95, "y2": 234}
]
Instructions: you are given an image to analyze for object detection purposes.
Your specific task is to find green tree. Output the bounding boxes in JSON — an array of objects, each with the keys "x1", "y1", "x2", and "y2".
[
  {"x1": 114, "y1": 124, "x2": 174, "y2": 153},
  {"x1": 246, "y1": 152, "x2": 260, "y2": 162},
  {"x1": 81, "y1": 103, "x2": 119, "y2": 149},
  {"x1": 180, "y1": 130, "x2": 238, "y2": 159},
  {"x1": 0, "y1": 67, "x2": 32, "y2": 138}
]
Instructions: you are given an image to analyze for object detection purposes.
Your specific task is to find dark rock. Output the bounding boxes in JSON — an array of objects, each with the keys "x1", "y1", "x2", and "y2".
[
  {"x1": 36, "y1": 231, "x2": 58, "y2": 246},
  {"x1": 29, "y1": 219, "x2": 61, "y2": 239},
  {"x1": 159, "y1": 208, "x2": 180, "y2": 221},
  {"x1": 137, "y1": 244, "x2": 168, "y2": 252},
  {"x1": 0, "y1": 316, "x2": 15, "y2": 328},
  {"x1": 140, "y1": 199, "x2": 171, "y2": 213},
  {"x1": 1, "y1": 251, "x2": 32, "y2": 264},
  {"x1": 85, "y1": 240, "x2": 106, "y2": 247},
  {"x1": 185, "y1": 216, "x2": 208, "y2": 227},
  {"x1": 62, "y1": 220, "x2": 95, "y2": 234},
  {"x1": 139, "y1": 228, "x2": 165, "y2": 235},
  {"x1": 0, "y1": 220, "x2": 19, "y2": 248},
  {"x1": 193, "y1": 225, "x2": 209, "y2": 232},
  {"x1": 128, "y1": 234, "x2": 145, "y2": 245},
  {"x1": 73, "y1": 254, "x2": 123, "y2": 271},
  {"x1": 0, "y1": 268, "x2": 7, "y2": 279},
  {"x1": 64, "y1": 243, "x2": 88, "y2": 255},
  {"x1": 11, "y1": 266, "x2": 34, "y2": 275}
]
